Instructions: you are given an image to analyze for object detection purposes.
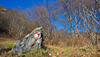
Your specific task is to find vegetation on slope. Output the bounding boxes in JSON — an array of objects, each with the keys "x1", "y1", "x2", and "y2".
[{"x1": 0, "y1": 38, "x2": 100, "y2": 57}]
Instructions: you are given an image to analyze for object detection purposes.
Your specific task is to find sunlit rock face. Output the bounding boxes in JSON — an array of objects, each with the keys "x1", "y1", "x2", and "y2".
[{"x1": 11, "y1": 27, "x2": 43, "y2": 55}]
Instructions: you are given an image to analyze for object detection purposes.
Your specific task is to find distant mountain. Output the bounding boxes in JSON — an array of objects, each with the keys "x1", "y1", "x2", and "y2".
[
  {"x1": 0, "y1": 5, "x2": 8, "y2": 17},
  {"x1": 0, "y1": 5, "x2": 7, "y2": 14}
]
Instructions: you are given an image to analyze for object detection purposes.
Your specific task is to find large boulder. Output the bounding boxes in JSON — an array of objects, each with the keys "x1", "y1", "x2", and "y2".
[{"x1": 11, "y1": 27, "x2": 43, "y2": 55}]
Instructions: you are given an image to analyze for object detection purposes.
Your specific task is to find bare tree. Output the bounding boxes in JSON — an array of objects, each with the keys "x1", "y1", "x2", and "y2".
[
  {"x1": 24, "y1": 5, "x2": 56, "y2": 39},
  {"x1": 53, "y1": 0, "x2": 82, "y2": 39},
  {"x1": 5, "y1": 8, "x2": 27, "y2": 38},
  {"x1": 79, "y1": 2, "x2": 100, "y2": 49}
]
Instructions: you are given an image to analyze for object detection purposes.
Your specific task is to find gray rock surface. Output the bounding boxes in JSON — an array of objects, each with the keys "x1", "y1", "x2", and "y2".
[{"x1": 11, "y1": 27, "x2": 43, "y2": 55}]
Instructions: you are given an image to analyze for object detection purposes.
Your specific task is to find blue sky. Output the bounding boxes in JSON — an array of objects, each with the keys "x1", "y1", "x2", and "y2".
[{"x1": 0, "y1": 0, "x2": 44, "y2": 10}]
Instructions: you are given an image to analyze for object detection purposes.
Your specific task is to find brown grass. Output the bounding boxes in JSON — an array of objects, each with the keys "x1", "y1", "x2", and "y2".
[
  {"x1": 43, "y1": 36, "x2": 89, "y2": 47},
  {"x1": 0, "y1": 37, "x2": 100, "y2": 57}
]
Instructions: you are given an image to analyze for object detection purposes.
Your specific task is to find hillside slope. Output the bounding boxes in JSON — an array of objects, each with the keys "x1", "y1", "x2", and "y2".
[{"x1": 0, "y1": 38, "x2": 100, "y2": 57}]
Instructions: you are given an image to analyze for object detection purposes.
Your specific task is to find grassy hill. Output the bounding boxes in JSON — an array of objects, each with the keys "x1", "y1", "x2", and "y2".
[{"x1": 0, "y1": 38, "x2": 100, "y2": 57}]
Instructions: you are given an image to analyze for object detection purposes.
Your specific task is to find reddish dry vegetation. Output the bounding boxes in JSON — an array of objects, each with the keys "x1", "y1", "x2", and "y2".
[
  {"x1": 43, "y1": 36, "x2": 89, "y2": 47},
  {"x1": 0, "y1": 37, "x2": 100, "y2": 57}
]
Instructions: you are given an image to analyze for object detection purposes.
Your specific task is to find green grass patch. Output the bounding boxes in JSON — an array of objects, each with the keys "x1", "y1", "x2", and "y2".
[{"x1": 0, "y1": 41, "x2": 16, "y2": 49}]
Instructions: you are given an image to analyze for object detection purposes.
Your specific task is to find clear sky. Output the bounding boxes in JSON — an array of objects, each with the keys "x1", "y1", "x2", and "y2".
[
  {"x1": 0, "y1": 0, "x2": 44, "y2": 10},
  {"x1": 0, "y1": 0, "x2": 64, "y2": 30}
]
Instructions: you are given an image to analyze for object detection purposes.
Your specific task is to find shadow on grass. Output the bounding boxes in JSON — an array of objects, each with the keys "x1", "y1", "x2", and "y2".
[
  {"x1": 0, "y1": 47, "x2": 11, "y2": 55},
  {"x1": 41, "y1": 46, "x2": 47, "y2": 50}
]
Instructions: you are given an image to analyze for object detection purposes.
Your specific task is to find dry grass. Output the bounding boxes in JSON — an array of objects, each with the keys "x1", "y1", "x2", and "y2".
[
  {"x1": 0, "y1": 44, "x2": 100, "y2": 57},
  {"x1": 0, "y1": 38, "x2": 100, "y2": 57},
  {"x1": 43, "y1": 37, "x2": 89, "y2": 47}
]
